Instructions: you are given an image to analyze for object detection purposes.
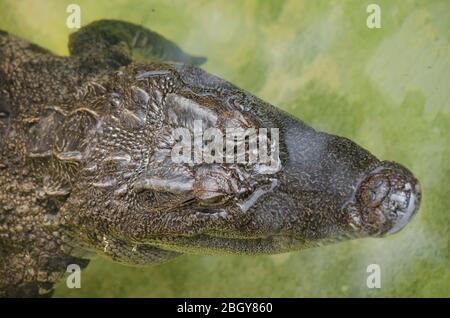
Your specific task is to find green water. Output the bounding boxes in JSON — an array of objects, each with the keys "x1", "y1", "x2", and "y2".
[{"x1": 0, "y1": 0, "x2": 448, "y2": 297}]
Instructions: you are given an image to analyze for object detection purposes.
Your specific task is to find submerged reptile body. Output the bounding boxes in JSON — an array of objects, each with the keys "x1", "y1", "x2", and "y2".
[{"x1": 0, "y1": 21, "x2": 420, "y2": 297}]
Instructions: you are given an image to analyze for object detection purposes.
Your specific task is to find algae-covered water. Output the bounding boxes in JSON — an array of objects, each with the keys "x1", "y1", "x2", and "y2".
[{"x1": 0, "y1": 0, "x2": 448, "y2": 297}]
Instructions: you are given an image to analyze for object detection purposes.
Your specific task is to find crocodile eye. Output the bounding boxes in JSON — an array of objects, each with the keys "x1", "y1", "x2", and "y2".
[
  {"x1": 358, "y1": 174, "x2": 390, "y2": 208},
  {"x1": 193, "y1": 174, "x2": 232, "y2": 207},
  {"x1": 196, "y1": 191, "x2": 231, "y2": 207}
]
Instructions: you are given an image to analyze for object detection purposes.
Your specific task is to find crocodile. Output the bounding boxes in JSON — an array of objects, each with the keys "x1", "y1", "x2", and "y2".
[{"x1": 0, "y1": 20, "x2": 421, "y2": 297}]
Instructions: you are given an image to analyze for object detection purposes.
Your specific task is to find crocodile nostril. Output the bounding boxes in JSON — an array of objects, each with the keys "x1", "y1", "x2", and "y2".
[{"x1": 359, "y1": 174, "x2": 390, "y2": 208}]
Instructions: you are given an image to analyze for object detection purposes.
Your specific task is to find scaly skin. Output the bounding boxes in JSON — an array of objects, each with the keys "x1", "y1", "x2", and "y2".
[{"x1": 0, "y1": 20, "x2": 421, "y2": 297}]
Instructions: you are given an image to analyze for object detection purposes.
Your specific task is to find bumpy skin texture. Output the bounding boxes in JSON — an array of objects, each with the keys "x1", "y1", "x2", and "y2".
[{"x1": 0, "y1": 20, "x2": 421, "y2": 297}]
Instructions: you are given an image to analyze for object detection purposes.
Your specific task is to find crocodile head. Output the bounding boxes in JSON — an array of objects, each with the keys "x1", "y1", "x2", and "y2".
[
  {"x1": 59, "y1": 64, "x2": 421, "y2": 259},
  {"x1": 129, "y1": 110, "x2": 421, "y2": 255}
]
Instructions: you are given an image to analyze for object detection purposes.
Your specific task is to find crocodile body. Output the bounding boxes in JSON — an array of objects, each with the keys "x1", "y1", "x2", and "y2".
[{"x1": 0, "y1": 20, "x2": 421, "y2": 297}]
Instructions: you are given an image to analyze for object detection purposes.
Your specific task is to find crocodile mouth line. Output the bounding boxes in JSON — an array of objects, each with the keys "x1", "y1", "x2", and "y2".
[
  {"x1": 141, "y1": 233, "x2": 314, "y2": 255},
  {"x1": 140, "y1": 225, "x2": 365, "y2": 255}
]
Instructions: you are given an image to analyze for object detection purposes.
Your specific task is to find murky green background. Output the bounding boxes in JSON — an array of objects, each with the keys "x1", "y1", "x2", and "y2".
[{"x1": 0, "y1": 0, "x2": 448, "y2": 297}]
